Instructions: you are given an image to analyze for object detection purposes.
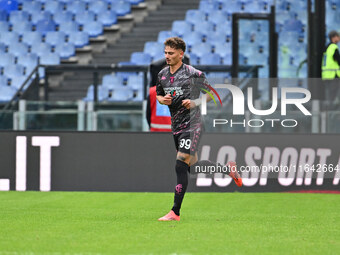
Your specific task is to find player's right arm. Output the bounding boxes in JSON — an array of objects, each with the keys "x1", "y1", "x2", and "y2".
[{"x1": 156, "y1": 71, "x2": 172, "y2": 105}]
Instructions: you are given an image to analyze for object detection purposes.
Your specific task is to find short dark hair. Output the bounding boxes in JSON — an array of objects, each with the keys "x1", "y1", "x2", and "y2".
[
  {"x1": 164, "y1": 37, "x2": 186, "y2": 52},
  {"x1": 328, "y1": 30, "x2": 340, "y2": 41}
]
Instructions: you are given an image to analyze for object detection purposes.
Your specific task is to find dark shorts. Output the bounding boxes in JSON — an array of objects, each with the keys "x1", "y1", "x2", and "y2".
[{"x1": 173, "y1": 129, "x2": 202, "y2": 154}]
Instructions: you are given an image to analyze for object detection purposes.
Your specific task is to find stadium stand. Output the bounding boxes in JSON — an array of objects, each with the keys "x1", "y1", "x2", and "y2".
[{"x1": 0, "y1": 0, "x2": 339, "y2": 103}]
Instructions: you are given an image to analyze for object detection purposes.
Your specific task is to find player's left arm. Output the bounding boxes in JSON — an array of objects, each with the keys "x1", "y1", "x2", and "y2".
[{"x1": 182, "y1": 73, "x2": 213, "y2": 109}]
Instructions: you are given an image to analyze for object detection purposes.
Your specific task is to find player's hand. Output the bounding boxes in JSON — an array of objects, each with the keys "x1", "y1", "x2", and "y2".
[
  {"x1": 162, "y1": 94, "x2": 172, "y2": 105},
  {"x1": 182, "y1": 99, "x2": 195, "y2": 109}
]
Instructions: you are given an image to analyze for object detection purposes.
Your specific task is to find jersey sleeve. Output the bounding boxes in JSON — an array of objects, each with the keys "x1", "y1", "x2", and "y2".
[
  {"x1": 156, "y1": 72, "x2": 165, "y2": 96},
  {"x1": 195, "y1": 71, "x2": 211, "y2": 94}
]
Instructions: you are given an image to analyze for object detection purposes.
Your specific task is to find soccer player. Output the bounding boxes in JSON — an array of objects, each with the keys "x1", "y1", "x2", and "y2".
[{"x1": 156, "y1": 37, "x2": 242, "y2": 221}]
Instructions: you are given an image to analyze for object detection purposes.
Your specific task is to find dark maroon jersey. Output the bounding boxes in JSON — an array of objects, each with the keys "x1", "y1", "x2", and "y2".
[{"x1": 156, "y1": 63, "x2": 211, "y2": 134}]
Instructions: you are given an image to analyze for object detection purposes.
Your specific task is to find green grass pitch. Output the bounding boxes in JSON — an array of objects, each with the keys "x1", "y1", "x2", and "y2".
[{"x1": 0, "y1": 191, "x2": 339, "y2": 255}]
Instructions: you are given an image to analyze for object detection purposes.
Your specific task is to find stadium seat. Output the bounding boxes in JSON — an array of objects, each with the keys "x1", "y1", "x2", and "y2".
[
  {"x1": 44, "y1": 1, "x2": 65, "y2": 13},
  {"x1": 68, "y1": 32, "x2": 89, "y2": 48},
  {"x1": 59, "y1": 21, "x2": 80, "y2": 34},
  {"x1": 0, "y1": 9, "x2": 7, "y2": 21},
  {"x1": 109, "y1": 87, "x2": 134, "y2": 101},
  {"x1": 199, "y1": 53, "x2": 221, "y2": 65},
  {"x1": 53, "y1": 11, "x2": 74, "y2": 24},
  {"x1": 143, "y1": 41, "x2": 164, "y2": 59},
  {"x1": 125, "y1": 0, "x2": 144, "y2": 5},
  {"x1": 189, "y1": 53, "x2": 199, "y2": 65},
  {"x1": 214, "y1": 42, "x2": 232, "y2": 57},
  {"x1": 172, "y1": 20, "x2": 192, "y2": 37},
  {"x1": 207, "y1": 10, "x2": 228, "y2": 25},
  {"x1": 3, "y1": 64, "x2": 25, "y2": 79},
  {"x1": 88, "y1": 0, "x2": 108, "y2": 14},
  {"x1": 0, "y1": 42, "x2": 6, "y2": 53},
  {"x1": 83, "y1": 21, "x2": 103, "y2": 37},
  {"x1": 10, "y1": 76, "x2": 28, "y2": 90},
  {"x1": 17, "y1": 53, "x2": 39, "y2": 74},
  {"x1": 0, "y1": 75, "x2": 8, "y2": 86},
  {"x1": 66, "y1": 0, "x2": 87, "y2": 14},
  {"x1": 130, "y1": 52, "x2": 151, "y2": 65},
  {"x1": 127, "y1": 75, "x2": 143, "y2": 90},
  {"x1": 191, "y1": 43, "x2": 212, "y2": 58},
  {"x1": 9, "y1": 10, "x2": 30, "y2": 23},
  {"x1": 83, "y1": 85, "x2": 109, "y2": 101},
  {"x1": 11, "y1": 21, "x2": 32, "y2": 34},
  {"x1": 0, "y1": 31, "x2": 19, "y2": 44},
  {"x1": 97, "y1": 10, "x2": 118, "y2": 26},
  {"x1": 55, "y1": 43, "x2": 76, "y2": 59},
  {"x1": 21, "y1": 31, "x2": 43, "y2": 45},
  {"x1": 282, "y1": 18, "x2": 304, "y2": 32},
  {"x1": 0, "y1": 53, "x2": 15, "y2": 67},
  {"x1": 0, "y1": 0, "x2": 18, "y2": 13},
  {"x1": 0, "y1": 21, "x2": 9, "y2": 32},
  {"x1": 157, "y1": 31, "x2": 177, "y2": 43},
  {"x1": 111, "y1": 1, "x2": 131, "y2": 16},
  {"x1": 45, "y1": 31, "x2": 67, "y2": 46},
  {"x1": 182, "y1": 31, "x2": 204, "y2": 49},
  {"x1": 102, "y1": 74, "x2": 123, "y2": 88},
  {"x1": 7, "y1": 42, "x2": 29, "y2": 57},
  {"x1": 31, "y1": 42, "x2": 52, "y2": 56},
  {"x1": 39, "y1": 52, "x2": 60, "y2": 78},
  {"x1": 35, "y1": 19, "x2": 56, "y2": 35},
  {"x1": 199, "y1": 0, "x2": 219, "y2": 13},
  {"x1": 185, "y1": 9, "x2": 206, "y2": 25},
  {"x1": 30, "y1": 11, "x2": 53, "y2": 25},
  {"x1": 222, "y1": 53, "x2": 232, "y2": 65},
  {"x1": 206, "y1": 31, "x2": 227, "y2": 44},
  {"x1": 0, "y1": 85, "x2": 17, "y2": 103},
  {"x1": 193, "y1": 21, "x2": 214, "y2": 35},
  {"x1": 75, "y1": 11, "x2": 96, "y2": 25},
  {"x1": 21, "y1": 1, "x2": 42, "y2": 13}
]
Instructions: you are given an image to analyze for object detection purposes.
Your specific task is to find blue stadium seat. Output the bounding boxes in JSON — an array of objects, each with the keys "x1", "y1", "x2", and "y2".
[
  {"x1": 0, "y1": 21, "x2": 9, "y2": 32},
  {"x1": 97, "y1": 10, "x2": 117, "y2": 26},
  {"x1": 200, "y1": 53, "x2": 221, "y2": 65},
  {"x1": 222, "y1": 53, "x2": 232, "y2": 65},
  {"x1": 221, "y1": 0, "x2": 242, "y2": 12},
  {"x1": 127, "y1": 75, "x2": 143, "y2": 90},
  {"x1": 84, "y1": 85, "x2": 109, "y2": 102},
  {"x1": 214, "y1": 42, "x2": 232, "y2": 58},
  {"x1": 207, "y1": 10, "x2": 228, "y2": 25},
  {"x1": 191, "y1": 43, "x2": 212, "y2": 58},
  {"x1": 215, "y1": 22, "x2": 232, "y2": 36},
  {"x1": 44, "y1": 1, "x2": 64, "y2": 13},
  {"x1": 282, "y1": 18, "x2": 303, "y2": 32},
  {"x1": 66, "y1": 0, "x2": 87, "y2": 14},
  {"x1": 7, "y1": 42, "x2": 29, "y2": 57},
  {"x1": 189, "y1": 53, "x2": 199, "y2": 65},
  {"x1": 21, "y1": 1, "x2": 42, "y2": 13},
  {"x1": 55, "y1": 42, "x2": 76, "y2": 59},
  {"x1": 59, "y1": 21, "x2": 80, "y2": 34},
  {"x1": 199, "y1": 0, "x2": 219, "y2": 13},
  {"x1": 9, "y1": 10, "x2": 30, "y2": 23},
  {"x1": 31, "y1": 42, "x2": 52, "y2": 56},
  {"x1": 3, "y1": 64, "x2": 25, "y2": 79},
  {"x1": 143, "y1": 41, "x2": 164, "y2": 60},
  {"x1": 53, "y1": 11, "x2": 74, "y2": 24},
  {"x1": 0, "y1": 85, "x2": 17, "y2": 102},
  {"x1": 206, "y1": 31, "x2": 227, "y2": 44},
  {"x1": 0, "y1": 9, "x2": 8, "y2": 21},
  {"x1": 0, "y1": 42, "x2": 6, "y2": 52},
  {"x1": 109, "y1": 87, "x2": 134, "y2": 101},
  {"x1": 182, "y1": 31, "x2": 204, "y2": 49},
  {"x1": 39, "y1": 52, "x2": 60, "y2": 78},
  {"x1": 35, "y1": 19, "x2": 56, "y2": 35},
  {"x1": 125, "y1": 0, "x2": 144, "y2": 5},
  {"x1": 0, "y1": 31, "x2": 19, "y2": 44},
  {"x1": 130, "y1": 52, "x2": 151, "y2": 65},
  {"x1": 45, "y1": 31, "x2": 67, "y2": 46},
  {"x1": 30, "y1": 11, "x2": 53, "y2": 25},
  {"x1": 172, "y1": 20, "x2": 192, "y2": 37},
  {"x1": 83, "y1": 85, "x2": 95, "y2": 101},
  {"x1": 132, "y1": 88, "x2": 143, "y2": 101},
  {"x1": 83, "y1": 21, "x2": 103, "y2": 37},
  {"x1": 0, "y1": 0, "x2": 18, "y2": 12},
  {"x1": 75, "y1": 11, "x2": 96, "y2": 25},
  {"x1": 17, "y1": 53, "x2": 39, "y2": 74},
  {"x1": 193, "y1": 21, "x2": 214, "y2": 36},
  {"x1": 185, "y1": 9, "x2": 206, "y2": 25},
  {"x1": 111, "y1": 1, "x2": 131, "y2": 16},
  {"x1": 68, "y1": 32, "x2": 89, "y2": 48},
  {"x1": 102, "y1": 74, "x2": 123, "y2": 88},
  {"x1": 10, "y1": 76, "x2": 27, "y2": 90},
  {"x1": 0, "y1": 53, "x2": 15, "y2": 67},
  {"x1": 157, "y1": 30, "x2": 177, "y2": 43},
  {"x1": 21, "y1": 31, "x2": 42, "y2": 45},
  {"x1": 0, "y1": 75, "x2": 8, "y2": 86},
  {"x1": 11, "y1": 21, "x2": 32, "y2": 34},
  {"x1": 88, "y1": 0, "x2": 108, "y2": 14}
]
